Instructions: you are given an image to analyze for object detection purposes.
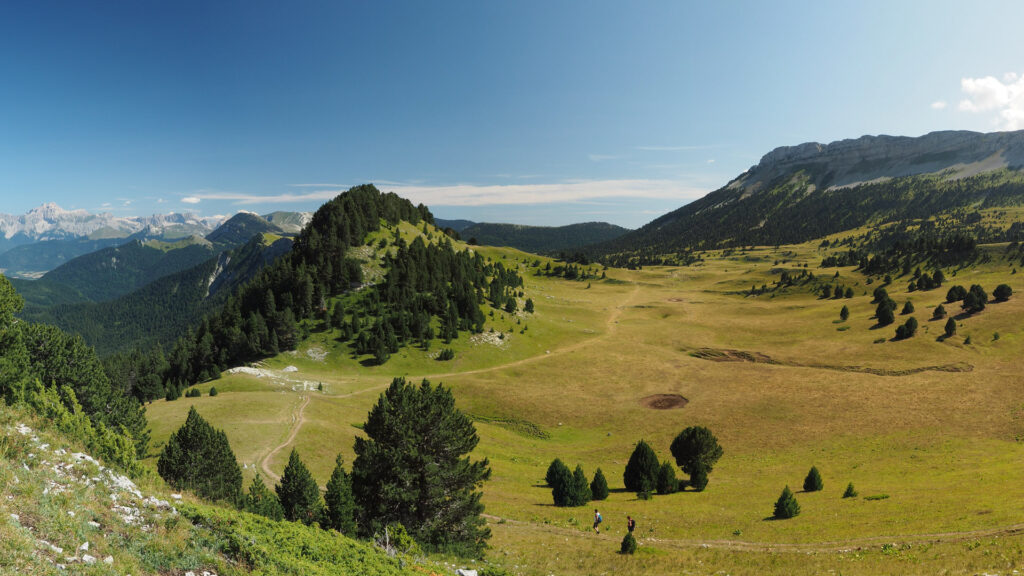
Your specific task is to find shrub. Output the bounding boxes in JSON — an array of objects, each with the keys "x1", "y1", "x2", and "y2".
[
  {"x1": 933, "y1": 304, "x2": 946, "y2": 319},
  {"x1": 839, "y1": 305, "x2": 849, "y2": 321},
  {"x1": 994, "y1": 284, "x2": 1013, "y2": 301},
  {"x1": 843, "y1": 482, "x2": 858, "y2": 498},
  {"x1": 623, "y1": 440, "x2": 661, "y2": 493},
  {"x1": 620, "y1": 532, "x2": 637, "y2": 554},
  {"x1": 901, "y1": 301, "x2": 914, "y2": 315},
  {"x1": 590, "y1": 468, "x2": 609, "y2": 501},
  {"x1": 803, "y1": 466, "x2": 823, "y2": 492},
  {"x1": 244, "y1": 475, "x2": 284, "y2": 520},
  {"x1": 669, "y1": 426, "x2": 723, "y2": 491},
  {"x1": 209, "y1": 386, "x2": 218, "y2": 397},
  {"x1": 872, "y1": 287, "x2": 888, "y2": 303},
  {"x1": 773, "y1": 486, "x2": 800, "y2": 519},
  {"x1": 962, "y1": 285, "x2": 988, "y2": 313},
  {"x1": 844, "y1": 287, "x2": 854, "y2": 298},
  {"x1": 185, "y1": 388, "x2": 201, "y2": 398},
  {"x1": 876, "y1": 300, "x2": 896, "y2": 326},
  {"x1": 437, "y1": 348, "x2": 455, "y2": 361},
  {"x1": 894, "y1": 317, "x2": 918, "y2": 340}
]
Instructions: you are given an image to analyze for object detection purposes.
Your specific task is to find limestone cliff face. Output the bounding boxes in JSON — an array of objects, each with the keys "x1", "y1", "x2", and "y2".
[{"x1": 731, "y1": 130, "x2": 1024, "y2": 192}]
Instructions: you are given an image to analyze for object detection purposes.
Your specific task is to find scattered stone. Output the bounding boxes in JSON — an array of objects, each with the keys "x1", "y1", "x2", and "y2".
[
  {"x1": 82, "y1": 554, "x2": 96, "y2": 564},
  {"x1": 87, "y1": 521, "x2": 101, "y2": 529},
  {"x1": 103, "y1": 556, "x2": 113, "y2": 565},
  {"x1": 9, "y1": 513, "x2": 19, "y2": 523},
  {"x1": 456, "y1": 570, "x2": 479, "y2": 576},
  {"x1": 78, "y1": 542, "x2": 89, "y2": 552},
  {"x1": 171, "y1": 494, "x2": 182, "y2": 500},
  {"x1": 282, "y1": 365, "x2": 298, "y2": 372}
]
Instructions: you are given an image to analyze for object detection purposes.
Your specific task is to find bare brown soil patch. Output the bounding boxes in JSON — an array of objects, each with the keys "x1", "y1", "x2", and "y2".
[{"x1": 640, "y1": 394, "x2": 689, "y2": 410}]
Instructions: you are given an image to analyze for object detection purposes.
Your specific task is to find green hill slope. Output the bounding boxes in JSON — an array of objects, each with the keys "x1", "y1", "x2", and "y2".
[{"x1": 461, "y1": 221, "x2": 629, "y2": 253}]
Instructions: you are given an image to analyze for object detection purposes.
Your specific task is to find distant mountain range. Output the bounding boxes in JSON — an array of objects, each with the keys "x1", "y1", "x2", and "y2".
[
  {"x1": 434, "y1": 219, "x2": 630, "y2": 254},
  {"x1": 591, "y1": 129, "x2": 1024, "y2": 258},
  {"x1": 0, "y1": 204, "x2": 310, "y2": 278}
]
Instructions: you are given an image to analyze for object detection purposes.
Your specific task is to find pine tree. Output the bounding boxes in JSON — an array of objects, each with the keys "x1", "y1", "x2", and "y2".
[
  {"x1": 524, "y1": 298, "x2": 534, "y2": 313},
  {"x1": 590, "y1": 468, "x2": 609, "y2": 501},
  {"x1": 157, "y1": 407, "x2": 242, "y2": 502},
  {"x1": 657, "y1": 461, "x2": 679, "y2": 494},
  {"x1": 623, "y1": 440, "x2": 661, "y2": 492},
  {"x1": 773, "y1": 486, "x2": 800, "y2": 519},
  {"x1": 546, "y1": 458, "x2": 569, "y2": 487},
  {"x1": 568, "y1": 464, "x2": 592, "y2": 506},
  {"x1": 994, "y1": 284, "x2": 1013, "y2": 302},
  {"x1": 324, "y1": 454, "x2": 357, "y2": 535},
  {"x1": 803, "y1": 466, "x2": 823, "y2": 492},
  {"x1": 876, "y1": 301, "x2": 895, "y2": 326},
  {"x1": 839, "y1": 305, "x2": 849, "y2": 321},
  {"x1": 843, "y1": 482, "x2": 858, "y2": 498},
  {"x1": 944, "y1": 317, "x2": 957, "y2": 338},
  {"x1": 933, "y1": 304, "x2": 946, "y2": 319},
  {"x1": 352, "y1": 377, "x2": 491, "y2": 556},
  {"x1": 670, "y1": 426, "x2": 724, "y2": 491},
  {"x1": 244, "y1": 475, "x2": 284, "y2": 520},
  {"x1": 276, "y1": 449, "x2": 323, "y2": 525},
  {"x1": 901, "y1": 301, "x2": 914, "y2": 315}
]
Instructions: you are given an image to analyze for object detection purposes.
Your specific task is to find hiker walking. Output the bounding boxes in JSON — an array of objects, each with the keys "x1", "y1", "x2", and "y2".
[
  {"x1": 593, "y1": 509, "x2": 603, "y2": 533},
  {"x1": 626, "y1": 515, "x2": 636, "y2": 534}
]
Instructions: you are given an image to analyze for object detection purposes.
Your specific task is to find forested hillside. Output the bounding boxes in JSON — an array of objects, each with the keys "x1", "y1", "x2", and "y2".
[
  {"x1": 21, "y1": 234, "x2": 293, "y2": 356},
  {"x1": 460, "y1": 221, "x2": 629, "y2": 253}
]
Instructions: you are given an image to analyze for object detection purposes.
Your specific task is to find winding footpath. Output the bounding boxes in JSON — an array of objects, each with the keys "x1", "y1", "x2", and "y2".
[{"x1": 258, "y1": 394, "x2": 310, "y2": 482}]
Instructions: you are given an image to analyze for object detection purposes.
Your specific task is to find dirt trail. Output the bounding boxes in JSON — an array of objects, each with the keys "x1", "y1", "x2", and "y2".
[
  {"x1": 258, "y1": 394, "x2": 310, "y2": 482},
  {"x1": 255, "y1": 283, "x2": 640, "y2": 477},
  {"x1": 482, "y1": 513, "x2": 1024, "y2": 553}
]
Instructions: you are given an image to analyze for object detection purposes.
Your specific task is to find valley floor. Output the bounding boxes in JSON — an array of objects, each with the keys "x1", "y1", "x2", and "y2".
[{"x1": 145, "y1": 242, "x2": 1024, "y2": 575}]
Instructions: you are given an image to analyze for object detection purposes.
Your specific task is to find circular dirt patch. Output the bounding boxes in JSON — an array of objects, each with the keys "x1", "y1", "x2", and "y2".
[{"x1": 640, "y1": 394, "x2": 688, "y2": 410}]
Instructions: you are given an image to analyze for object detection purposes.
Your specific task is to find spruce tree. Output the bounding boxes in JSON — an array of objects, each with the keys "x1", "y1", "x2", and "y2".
[
  {"x1": 352, "y1": 377, "x2": 491, "y2": 556},
  {"x1": 839, "y1": 305, "x2": 849, "y2": 321},
  {"x1": 901, "y1": 301, "x2": 914, "y2": 315},
  {"x1": 157, "y1": 407, "x2": 242, "y2": 502},
  {"x1": 773, "y1": 486, "x2": 800, "y2": 519},
  {"x1": 803, "y1": 466, "x2": 823, "y2": 492},
  {"x1": 623, "y1": 440, "x2": 661, "y2": 492},
  {"x1": 551, "y1": 464, "x2": 574, "y2": 507},
  {"x1": 590, "y1": 468, "x2": 609, "y2": 501},
  {"x1": 657, "y1": 461, "x2": 679, "y2": 494},
  {"x1": 324, "y1": 454, "x2": 357, "y2": 535},
  {"x1": 569, "y1": 464, "x2": 592, "y2": 506},
  {"x1": 933, "y1": 304, "x2": 946, "y2": 319},
  {"x1": 244, "y1": 475, "x2": 284, "y2": 520},
  {"x1": 670, "y1": 426, "x2": 724, "y2": 491},
  {"x1": 276, "y1": 449, "x2": 323, "y2": 525}
]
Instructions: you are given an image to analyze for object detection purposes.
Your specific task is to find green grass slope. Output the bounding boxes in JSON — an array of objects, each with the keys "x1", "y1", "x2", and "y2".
[{"x1": 461, "y1": 221, "x2": 629, "y2": 254}]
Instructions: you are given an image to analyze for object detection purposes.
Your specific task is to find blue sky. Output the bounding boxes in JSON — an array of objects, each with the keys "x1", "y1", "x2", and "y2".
[{"x1": 2, "y1": 1, "x2": 1024, "y2": 228}]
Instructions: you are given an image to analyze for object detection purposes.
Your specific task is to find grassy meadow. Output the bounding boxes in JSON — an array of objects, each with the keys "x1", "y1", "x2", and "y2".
[{"x1": 144, "y1": 227, "x2": 1024, "y2": 575}]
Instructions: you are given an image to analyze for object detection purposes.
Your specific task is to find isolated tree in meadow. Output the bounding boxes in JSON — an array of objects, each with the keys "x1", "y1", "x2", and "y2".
[
  {"x1": 657, "y1": 461, "x2": 679, "y2": 495},
  {"x1": 944, "y1": 317, "x2": 957, "y2": 338},
  {"x1": 993, "y1": 284, "x2": 1013, "y2": 302},
  {"x1": 620, "y1": 532, "x2": 638, "y2": 554},
  {"x1": 157, "y1": 407, "x2": 242, "y2": 502},
  {"x1": 946, "y1": 285, "x2": 967, "y2": 303},
  {"x1": 324, "y1": 454, "x2": 357, "y2": 535},
  {"x1": 844, "y1": 287, "x2": 854, "y2": 298},
  {"x1": 623, "y1": 440, "x2": 661, "y2": 493},
  {"x1": 590, "y1": 468, "x2": 609, "y2": 501},
  {"x1": 244, "y1": 475, "x2": 284, "y2": 521},
  {"x1": 901, "y1": 301, "x2": 914, "y2": 315},
  {"x1": 839, "y1": 305, "x2": 849, "y2": 321},
  {"x1": 933, "y1": 304, "x2": 946, "y2": 319},
  {"x1": 546, "y1": 458, "x2": 570, "y2": 487},
  {"x1": 352, "y1": 377, "x2": 491, "y2": 556},
  {"x1": 773, "y1": 486, "x2": 800, "y2": 519},
  {"x1": 276, "y1": 449, "x2": 323, "y2": 525},
  {"x1": 670, "y1": 426, "x2": 723, "y2": 491},
  {"x1": 895, "y1": 317, "x2": 918, "y2": 340},
  {"x1": 803, "y1": 466, "x2": 823, "y2": 492},
  {"x1": 843, "y1": 482, "x2": 858, "y2": 498},
  {"x1": 524, "y1": 298, "x2": 535, "y2": 313}
]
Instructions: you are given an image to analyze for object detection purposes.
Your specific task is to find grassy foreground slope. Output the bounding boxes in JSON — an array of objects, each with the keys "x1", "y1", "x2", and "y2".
[{"x1": 145, "y1": 220, "x2": 1024, "y2": 575}]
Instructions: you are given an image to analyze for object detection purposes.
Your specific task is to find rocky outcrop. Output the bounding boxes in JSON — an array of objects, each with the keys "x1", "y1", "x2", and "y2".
[{"x1": 732, "y1": 129, "x2": 1024, "y2": 192}]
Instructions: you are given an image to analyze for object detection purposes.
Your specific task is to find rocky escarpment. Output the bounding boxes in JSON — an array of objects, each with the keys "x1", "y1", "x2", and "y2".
[{"x1": 731, "y1": 129, "x2": 1024, "y2": 193}]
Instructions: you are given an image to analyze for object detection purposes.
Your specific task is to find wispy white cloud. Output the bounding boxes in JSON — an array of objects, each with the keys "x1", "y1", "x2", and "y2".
[
  {"x1": 931, "y1": 100, "x2": 947, "y2": 110},
  {"x1": 706, "y1": 159, "x2": 716, "y2": 164},
  {"x1": 588, "y1": 154, "x2": 621, "y2": 162},
  {"x1": 957, "y1": 72, "x2": 1024, "y2": 129},
  {"x1": 288, "y1": 183, "x2": 347, "y2": 188},
  {"x1": 635, "y1": 144, "x2": 721, "y2": 151},
  {"x1": 179, "y1": 180, "x2": 709, "y2": 208}
]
